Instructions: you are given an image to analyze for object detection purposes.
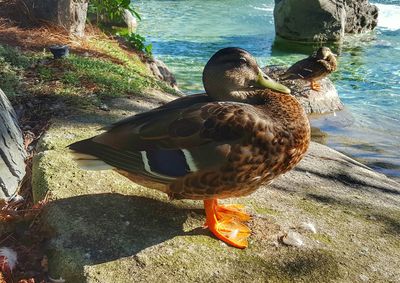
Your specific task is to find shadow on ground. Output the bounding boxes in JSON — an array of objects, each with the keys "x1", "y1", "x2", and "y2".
[{"x1": 44, "y1": 193, "x2": 204, "y2": 261}]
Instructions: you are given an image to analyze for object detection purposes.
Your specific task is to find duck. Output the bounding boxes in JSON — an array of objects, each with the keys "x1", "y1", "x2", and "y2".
[
  {"x1": 280, "y1": 46, "x2": 337, "y2": 91},
  {"x1": 68, "y1": 47, "x2": 311, "y2": 249}
]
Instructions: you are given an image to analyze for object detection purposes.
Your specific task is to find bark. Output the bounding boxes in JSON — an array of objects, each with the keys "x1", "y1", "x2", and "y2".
[
  {"x1": 0, "y1": 89, "x2": 26, "y2": 198},
  {"x1": 24, "y1": 0, "x2": 88, "y2": 37}
]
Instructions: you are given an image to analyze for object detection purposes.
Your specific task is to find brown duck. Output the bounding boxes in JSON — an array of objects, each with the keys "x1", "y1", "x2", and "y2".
[
  {"x1": 280, "y1": 46, "x2": 337, "y2": 91},
  {"x1": 68, "y1": 47, "x2": 311, "y2": 248}
]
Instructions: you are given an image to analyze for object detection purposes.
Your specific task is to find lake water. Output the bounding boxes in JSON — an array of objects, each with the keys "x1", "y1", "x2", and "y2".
[{"x1": 136, "y1": 0, "x2": 400, "y2": 180}]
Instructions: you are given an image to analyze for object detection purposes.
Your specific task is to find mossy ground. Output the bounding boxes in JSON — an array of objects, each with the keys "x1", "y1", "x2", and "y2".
[{"x1": 28, "y1": 95, "x2": 400, "y2": 282}]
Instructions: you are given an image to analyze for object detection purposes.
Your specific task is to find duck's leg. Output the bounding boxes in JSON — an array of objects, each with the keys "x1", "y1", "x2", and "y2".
[
  {"x1": 204, "y1": 199, "x2": 251, "y2": 248},
  {"x1": 310, "y1": 80, "x2": 321, "y2": 91}
]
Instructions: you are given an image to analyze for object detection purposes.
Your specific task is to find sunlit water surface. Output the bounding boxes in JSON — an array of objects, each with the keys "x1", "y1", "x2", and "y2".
[{"x1": 136, "y1": 0, "x2": 400, "y2": 180}]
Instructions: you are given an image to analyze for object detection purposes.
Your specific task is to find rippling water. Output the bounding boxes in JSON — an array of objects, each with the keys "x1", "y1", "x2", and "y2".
[{"x1": 136, "y1": 0, "x2": 400, "y2": 180}]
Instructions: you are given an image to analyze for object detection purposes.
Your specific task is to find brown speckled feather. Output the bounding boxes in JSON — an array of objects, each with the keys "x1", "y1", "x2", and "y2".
[
  {"x1": 70, "y1": 90, "x2": 310, "y2": 200},
  {"x1": 168, "y1": 90, "x2": 310, "y2": 199}
]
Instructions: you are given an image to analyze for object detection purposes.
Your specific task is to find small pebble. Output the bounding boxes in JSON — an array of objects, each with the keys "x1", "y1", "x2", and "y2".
[
  {"x1": 299, "y1": 222, "x2": 317, "y2": 233},
  {"x1": 281, "y1": 231, "x2": 304, "y2": 247},
  {"x1": 361, "y1": 247, "x2": 369, "y2": 254},
  {"x1": 99, "y1": 103, "x2": 110, "y2": 111},
  {"x1": 5, "y1": 195, "x2": 24, "y2": 204},
  {"x1": 64, "y1": 133, "x2": 75, "y2": 139},
  {"x1": 359, "y1": 274, "x2": 369, "y2": 282},
  {"x1": 48, "y1": 276, "x2": 65, "y2": 283}
]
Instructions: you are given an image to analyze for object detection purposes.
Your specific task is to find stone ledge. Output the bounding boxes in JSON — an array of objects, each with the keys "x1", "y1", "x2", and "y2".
[{"x1": 32, "y1": 95, "x2": 400, "y2": 283}]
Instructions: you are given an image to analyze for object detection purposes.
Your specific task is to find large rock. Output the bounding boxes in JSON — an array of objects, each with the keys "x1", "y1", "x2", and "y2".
[
  {"x1": 264, "y1": 66, "x2": 344, "y2": 114},
  {"x1": 146, "y1": 58, "x2": 179, "y2": 91},
  {"x1": 24, "y1": 0, "x2": 88, "y2": 37},
  {"x1": 344, "y1": 0, "x2": 378, "y2": 34},
  {"x1": 123, "y1": 9, "x2": 138, "y2": 33},
  {"x1": 274, "y1": 0, "x2": 346, "y2": 42},
  {"x1": 32, "y1": 95, "x2": 400, "y2": 282},
  {"x1": 0, "y1": 89, "x2": 26, "y2": 198},
  {"x1": 274, "y1": 0, "x2": 378, "y2": 42}
]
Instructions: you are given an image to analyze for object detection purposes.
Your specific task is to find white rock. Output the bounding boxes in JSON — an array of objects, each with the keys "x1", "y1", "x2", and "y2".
[
  {"x1": 0, "y1": 247, "x2": 18, "y2": 270},
  {"x1": 123, "y1": 9, "x2": 138, "y2": 33},
  {"x1": 281, "y1": 231, "x2": 304, "y2": 247},
  {"x1": 299, "y1": 222, "x2": 317, "y2": 233}
]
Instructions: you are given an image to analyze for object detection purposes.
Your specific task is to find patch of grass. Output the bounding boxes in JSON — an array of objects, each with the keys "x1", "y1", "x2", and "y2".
[
  {"x1": 37, "y1": 65, "x2": 54, "y2": 81},
  {"x1": 61, "y1": 71, "x2": 80, "y2": 85},
  {"x1": 0, "y1": 45, "x2": 33, "y2": 68},
  {"x1": 0, "y1": 57, "x2": 20, "y2": 95},
  {"x1": 1, "y1": 30, "x2": 177, "y2": 105},
  {"x1": 65, "y1": 54, "x2": 155, "y2": 98},
  {"x1": 0, "y1": 45, "x2": 34, "y2": 95},
  {"x1": 88, "y1": 37, "x2": 148, "y2": 73}
]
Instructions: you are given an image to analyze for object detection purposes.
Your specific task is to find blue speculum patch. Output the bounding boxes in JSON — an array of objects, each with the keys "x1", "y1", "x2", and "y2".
[{"x1": 146, "y1": 149, "x2": 191, "y2": 177}]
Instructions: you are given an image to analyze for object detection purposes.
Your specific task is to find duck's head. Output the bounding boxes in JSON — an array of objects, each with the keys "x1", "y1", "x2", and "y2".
[
  {"x1": 202, "y1": 47, "x2": 290, "y2": 102},
  {"x1": 316, "y1": 47, "x2": 336, "y2": 60}
]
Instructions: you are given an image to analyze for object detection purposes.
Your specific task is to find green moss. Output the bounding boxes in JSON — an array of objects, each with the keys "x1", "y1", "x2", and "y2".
[
  {"x1": 311, "y1": 233, "x2": 333, "y2": 245},
  {"x1": 297, "y1": 198, "x2": 325, "y2": 215},
  {"x1": 47, "y1": 244, "x2": 86, "y2": 283},
  {"x1": 31, "y1": 152, "x2": 51, "y2": 202},
  {"x1": 181, "y1": 234, "x2": 224, "y2": 249},
  {"x1": 251, "y1": 204, "x2": 280, "y2": 216}
]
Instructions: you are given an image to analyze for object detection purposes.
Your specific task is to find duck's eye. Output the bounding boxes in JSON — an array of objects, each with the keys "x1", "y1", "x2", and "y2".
[{"x1": 239, "y1": 57, "x2": 247, "y2": 64}]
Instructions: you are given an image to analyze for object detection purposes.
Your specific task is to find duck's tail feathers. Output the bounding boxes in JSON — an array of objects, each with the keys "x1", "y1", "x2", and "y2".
[{"x1": 68, "y1": 138, "x2": 114, "y2": 171}]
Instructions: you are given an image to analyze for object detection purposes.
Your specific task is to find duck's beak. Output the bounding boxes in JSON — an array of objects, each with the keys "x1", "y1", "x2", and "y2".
[{"x1": 254, "y1": 68, "x2": 291, "y2": 94}]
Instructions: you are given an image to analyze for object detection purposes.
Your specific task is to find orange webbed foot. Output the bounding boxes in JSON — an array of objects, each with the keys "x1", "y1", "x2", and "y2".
[
  {"x1": 216, "y1": 203, "x2": 251, "y2": 222},
  {"x1": 310, "y1": 80, "x2": 322, "y2": 91},
  {"x1": 204, "y1": 199, "x2": 251, "y2": 249}
]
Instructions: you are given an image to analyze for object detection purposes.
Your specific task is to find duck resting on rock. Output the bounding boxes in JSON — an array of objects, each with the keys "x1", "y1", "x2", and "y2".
[
  {"x1": 280, "y1": 46, "x2": 337, "y2": 91},
  {"x1": 68, "y1": 47, "x2": 311, "y2": 249}
]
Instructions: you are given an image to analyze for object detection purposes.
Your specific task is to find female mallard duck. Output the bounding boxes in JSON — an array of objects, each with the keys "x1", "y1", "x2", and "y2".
[
  {"x1": 69, "y1": 47, "x2": 310, "y2": 248},
  {"x1": 280, "y1": 46, "x2": 337, "y2": 91}
]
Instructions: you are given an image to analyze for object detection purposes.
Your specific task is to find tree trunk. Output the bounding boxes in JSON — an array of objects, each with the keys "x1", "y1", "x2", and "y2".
[
  {"x1": 24, "y1": 0, "x2": 88, "y2": 37},
  {"x1": 0, "y1": 89, "x2": 26, "y2": 198}
]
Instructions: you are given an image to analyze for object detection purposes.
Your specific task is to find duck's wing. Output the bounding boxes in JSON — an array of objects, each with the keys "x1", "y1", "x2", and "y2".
[
  {"x1": 108, "y1": 93, "x2": 212, "y2": 129},
  {"x1": 281, "y1": 56, "x2": 328, "y2": 80},
  {"x1": 69, "y1": 98, "x2": 261, "y2": 184}
]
